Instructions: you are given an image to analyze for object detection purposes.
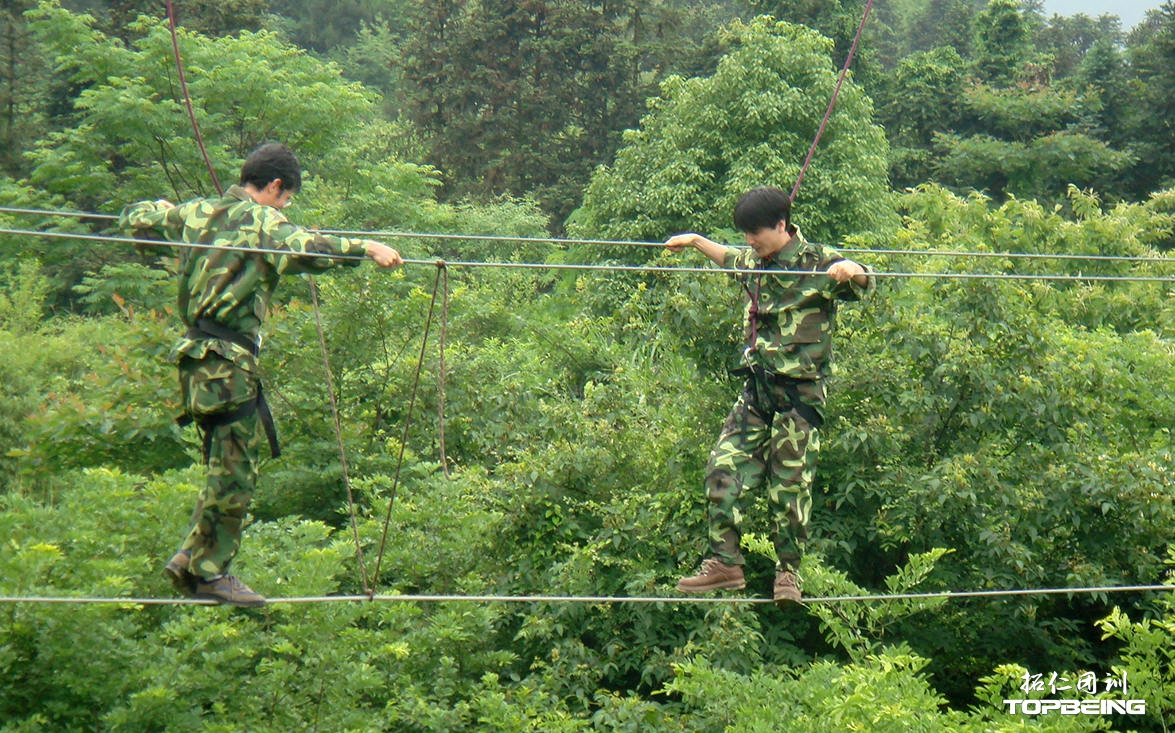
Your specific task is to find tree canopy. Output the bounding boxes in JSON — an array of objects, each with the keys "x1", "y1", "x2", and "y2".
[{"x1": 572, "y1": 17, "x2": 896, "y2": 246}]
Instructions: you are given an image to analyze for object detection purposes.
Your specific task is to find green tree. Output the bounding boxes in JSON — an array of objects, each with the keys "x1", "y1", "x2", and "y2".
[
  {"x1": 820, "y1": 183, "x2": 1174, "y2": 699},
  {"x1": 1035, "y1": 12, "x2": 1123, "y2": 81},
  {"x1": 10, "y1": 2, "x2": 440, "y2": 309},
  {"x1": 731, "y1": 0, "x2": 886, "y2": 86},
  {"x1": 907, "y1": 0, "x2": 979, "y2": 60},
  {"x1": 920, "y1": 3, "x2": 1135, "y2": 205},
  {"x1": 972, "y1": 0, "x2": 1034, "y2": 86},
  {"x1": 930, "y1": 82, "x2": 1133, "y2": 201},
  {"x1": 876, "y1": 45, "x2": 968, "y2": 188},
  {"x1": 24, "y1": 2, "x2": 381, "y2": 207},
  {"x1": 4, "y1": 2, "x2": 1175, "y2": 727},
  {"x1": 1, "y1": 1, "x2": 47, "y2": 176},
  {"x1": 572, "y1": 16, "x2": 895, "y2": 247},
  {"x1": 3, "y1": 176, "x2": 1174, "y2": 727},
  {"x1": 1098, "y1": 570, "x2": 1175, "y2": 732},
  {"x1": 267, "y1": 0, "x2": 409, "y2": 53},
  {"x1": 334, "y1": 17, "x2": 410, "y2": 117},
  {"x1": 400, "y1": 0, "x2": 645, "y2": 227},
  {"x1": 1067, "y1": 37, "x2": 1130, "y2": 143},
  {"x1": 1121, "y1": 0, "x2": 1175, "y2": 194},
  {"x1": 87, "y1": 0, "x2": 267, "y2": 40}
]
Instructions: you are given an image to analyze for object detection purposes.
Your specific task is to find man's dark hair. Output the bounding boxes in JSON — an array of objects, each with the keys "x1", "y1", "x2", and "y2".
[
  {"x1": 239, "y1": 142, "x2": 302, "y2": 193},
  {"x1": 733, "y1": 186, "x2": 795, "y2": 234}
]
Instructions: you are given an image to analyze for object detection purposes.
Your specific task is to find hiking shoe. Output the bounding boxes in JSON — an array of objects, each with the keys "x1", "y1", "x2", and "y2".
[
  {"x1": 194, "y1": 574, "x2": 266, "y2": 607},
  {"x1": 164, "y1": 550, "x2": 197, "y2": 596},
  {"x1": 676, "y1": 558, "x2": 746, "y2": 594},
  {"x1": 773, "y1": 568, "x2": 802, "y2": 605}
]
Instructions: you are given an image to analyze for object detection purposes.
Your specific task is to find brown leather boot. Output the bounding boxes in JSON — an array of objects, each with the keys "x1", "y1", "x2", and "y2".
[
  {"x1": 676, "y1": 558, "x2": 746, "y2": 593},
  {"x1": 164, "y1": 550, "x2": 197, "y2": 596},
  {"x1": 773, "y1": 568, "x2": 802, "y2": 605},
  {"x1": 194, "y1": 574, "x2": 266, "y2": 607}
]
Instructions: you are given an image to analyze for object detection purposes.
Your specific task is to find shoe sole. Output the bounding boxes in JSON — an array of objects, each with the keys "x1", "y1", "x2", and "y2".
[
  {"x1": 192, "y1": 591, "x2": 266, "y2": 608},
  {"x1": 773, "y1": 592, "x2": 802, "y2": 605}
]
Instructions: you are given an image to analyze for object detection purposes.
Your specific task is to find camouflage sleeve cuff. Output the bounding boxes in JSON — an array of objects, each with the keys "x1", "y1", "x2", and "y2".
[
  {"x1": 335, "y1": 237, "x2": 369, "y2": 267},
  {"x1": 117, "y1": 200, "x2": 166, "y2": 232},
  {"x1": 721, "y1": 246, "x2": 744, "y2": 270},
  {"x1": 345, "y1": 237, "x2": 371, "y2": 257},
  {"x1": 846, "y1": 263, "x2": 877, "y2": 299}
]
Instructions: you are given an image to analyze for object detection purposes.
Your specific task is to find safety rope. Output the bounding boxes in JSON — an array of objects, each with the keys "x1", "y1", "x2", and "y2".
[
  {"x1": 0, "y1": 583, "x2": 1170, "y2": 607},
  {"x1": 166, "y1": 0, "x2": 221, "y2": 195},
  {"x1": 369, "y1": 262, "x2": 449, "y2": 593},
  {"x1": 1, "y1": 228, "x2": 1171, "y2": 282},
  {"x1": 2, "y1": 206, "x2": 1171, "y2": 265},
  {"x1": 437, "y1": 264, "x2": 450, "y2": 478},
  {"x1": 308, "y1": 276, "x2": 371, "y2": 594},
  {"x1": 790, "y1": 0, "x2": 876, "y2": 203}
]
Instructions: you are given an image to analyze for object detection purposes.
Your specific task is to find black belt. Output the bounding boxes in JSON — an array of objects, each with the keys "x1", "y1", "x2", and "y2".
[
  {"x1": 187, "y1": 318, "x2": 259, "y2": 356},
  {"x1": 180, "y1": 319, "x2": 280, "y2": 459}
]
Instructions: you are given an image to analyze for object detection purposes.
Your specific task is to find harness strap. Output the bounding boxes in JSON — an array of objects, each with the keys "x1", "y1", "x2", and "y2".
[
  {"x1": 740, "y1": 273, "x2": 763, "y2": 354},
  {"x1": 779, "y1": 377, "x2": 824, "y2": 431},
  {"x1": 731, "y1": 366, "x2": 824, "y2": 431}
]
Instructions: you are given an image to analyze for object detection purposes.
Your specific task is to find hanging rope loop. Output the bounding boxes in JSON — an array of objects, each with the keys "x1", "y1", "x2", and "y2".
[
  {"x1": 434, "y1": 261, "x2": 451, "y2": 478},
  {"x1": 308, "y1": 275, "x2": 371, "y2": 594},
  {"x1": 371, "y1": 264, "x2": 448, "y2": 590}
]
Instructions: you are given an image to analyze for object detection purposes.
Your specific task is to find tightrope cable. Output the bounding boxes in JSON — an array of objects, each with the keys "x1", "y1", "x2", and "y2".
[{"x1": 0, "y1": 583, "x2": 1170, "y2": 607}]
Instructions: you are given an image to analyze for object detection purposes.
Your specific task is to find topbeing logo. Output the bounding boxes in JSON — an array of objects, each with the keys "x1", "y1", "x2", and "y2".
[{"x1": 1003, "y1": 699, "x2": 1147, "y2": 715}]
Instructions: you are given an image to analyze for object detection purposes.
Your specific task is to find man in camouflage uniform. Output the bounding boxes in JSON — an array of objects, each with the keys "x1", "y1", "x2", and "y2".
[
  {"x1": 120, "y1": 142, "x2": 403, "y2": 606},
  {"x1": 665, "y1": 186, "x2": 873, "y2": 604}
]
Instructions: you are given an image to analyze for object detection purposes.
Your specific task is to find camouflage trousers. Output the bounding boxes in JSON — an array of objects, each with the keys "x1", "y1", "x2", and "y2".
[
  {"x1": 176, "y1": 355, "x2": 262, "y2": 579},
  {"x1": 705, "y1": 373, "x2": 824, "y2": 571}
]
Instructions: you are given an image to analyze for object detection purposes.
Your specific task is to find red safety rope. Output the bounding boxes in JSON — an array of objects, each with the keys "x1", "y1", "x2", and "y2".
[
  {"x1": 789, "y1": 0, "x2": 877, "y2": 202},
  {"x1": 165, "y1": 0, "x2": 222, "y2": 195}
]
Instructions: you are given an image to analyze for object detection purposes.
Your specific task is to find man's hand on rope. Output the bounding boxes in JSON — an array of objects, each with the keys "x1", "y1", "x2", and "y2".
[
  {"x1": 827, "y1": 259, "x2": 869, "y2": 286},
  {"x1": 364, "y1": 240, "x2": 403, "y2": 268}
]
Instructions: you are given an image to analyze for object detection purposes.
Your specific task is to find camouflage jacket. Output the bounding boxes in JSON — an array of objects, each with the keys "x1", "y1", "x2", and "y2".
[
  {"x1": 119, "y1": 185, "x2": 369, "y2": 371},
  {"x1": 722, "y1": 231, "x2": 874, "y2": 381}
]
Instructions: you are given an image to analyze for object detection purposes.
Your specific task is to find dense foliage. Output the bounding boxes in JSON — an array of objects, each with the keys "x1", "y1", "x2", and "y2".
[
  {"x1": 1, "y1": 1, "x2": 1173, "y2": 731},
  {"x1": 571, "y1": 17, "x2": 896, "y2": 246},
  {"x1": 8, "y1": 0, "x2": 1175, "y2": 221}
]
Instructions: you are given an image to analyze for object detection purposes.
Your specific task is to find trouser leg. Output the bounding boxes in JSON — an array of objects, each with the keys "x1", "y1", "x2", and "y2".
[
  {"x1": 767, "y1": 409, "x2": 819, "y2": 571},
  {"x1": 177, "y1": 355, "x2": 261, "y2": 579},
  {"x1": 184, "y1": 415, "x2": 260, "y2": 578},
  {"x1": 704, "y1": 379, "x2": 772, "y2": 565}
]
